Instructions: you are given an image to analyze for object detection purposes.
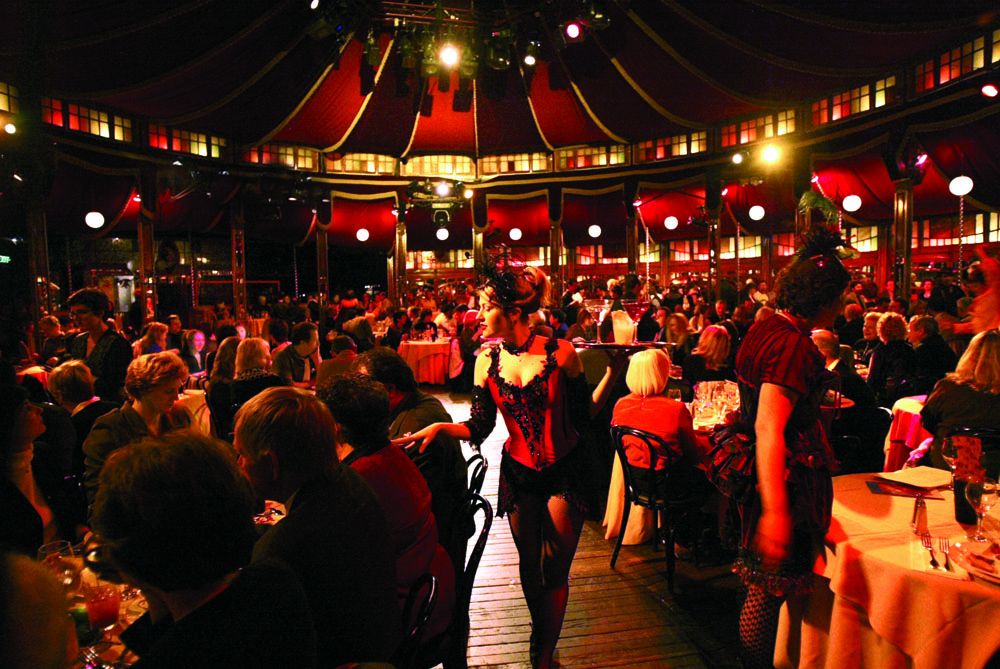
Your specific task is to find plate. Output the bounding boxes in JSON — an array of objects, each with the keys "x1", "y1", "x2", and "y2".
[
  {"x1": 575, "y1": 341, "x2": 675, "y2": 353},
  {"x1": 950, "y1": 541, "x2": 1000, "y2": 584}
]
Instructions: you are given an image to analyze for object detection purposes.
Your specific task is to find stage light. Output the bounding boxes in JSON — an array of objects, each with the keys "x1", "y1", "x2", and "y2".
[
  {"x1": 436, "y1": 227, "x2": 450, "y2": 241},
  {"x1": 509, "y1": 227, "x2": 522, "y2": 241},
  {"x1": 458, "y1": 44, "x2": 478, "y2": 79},
  {"x1": 761, "y1": 145, "x2": 780, "y2": 163},
  {"x1": 983, "y1": 83, "x2": 999, "y2": 98},
  {"x1": 4, "y1": 123, "x2": 14, "y2": 134},
  {"x1": 463, "y1": 188, "x2": 473, "y2": 199},
  {"x1": 664, "y1": 216, "x2": 678, "y2": 230},
  {"x1": 562, "y1": 20, "x2": 585, "y2": 43},
  {"x1": 364, "y1": 31, "x2": 381, "y2": 67},
  {"x1": 949, "y1": 175, "x2": 973, "y2": 197},
  {"x1": 721, "y1": 187, "x2": 729, "y2": 196},
  {"x1": 440, "y1": 43, "x2": 460, "y2": 68},
  {"x1": 435, "y1": 181, "x2": 451, "y2": 197},
  {"x1": 310, "y1": 0, "x2": 320, "y2": 9},
  {"x1": 356, "y1": 228, "x2": 370, "y2": 242},
  {"x1": 421, "y1": 37, "x2": 439, "y2": 78},
  {"x1": 399, "y1": 31, "x2": 416, "y2": 69},
  {"x1": 391, "y1": 207, "x2": 399, "y2": 217},
  {"x1": 485, "y1": 39, "x2": 510, "y2": 70},
  {"x1": 583, "y1": 0, "x2": 611, "y2": 30},
  {"x1": 914, "y1": 153, "x2": 928, "y2": 167},
  {"x1": 588, "y1": 224, "x2": 601, "y2": 238},
  {"x1": 749, "y1": 205, "x2": 765, "y2": 221},
  {"x1": 524, "y1": 40, "x2": 539, "y2": 66},
  {"x1": 842, "y1": 195, "x2": 862, "y2": 212},
  {"x1": 85, "y1": 211, "x2": 105, "y2": 229}
]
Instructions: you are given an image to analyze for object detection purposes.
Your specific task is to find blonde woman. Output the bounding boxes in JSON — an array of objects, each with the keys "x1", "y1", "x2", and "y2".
[
  {"x1": 866, "y1": 311, "x2": 916, "y2": 407},
  {"x1": 81, "y1": 351, "x2": 191, "y2": 505},
  {"x1": 230, "y1": 337, "x2": 285, "y2": 411},
  {"x1": 682, "y1": 324, "x2": 735, "y2": 386}
]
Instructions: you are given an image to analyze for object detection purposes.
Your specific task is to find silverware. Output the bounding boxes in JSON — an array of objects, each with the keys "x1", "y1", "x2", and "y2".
[
  {"x1": 79, "y1": 647, "x2": 107, "y2": 668},
  {"x1": 939, "y1": 536, "x2": 952, "y2": 571},
  {"x1": 921, "y1": 534, "x2": 941, "y2": 570}
]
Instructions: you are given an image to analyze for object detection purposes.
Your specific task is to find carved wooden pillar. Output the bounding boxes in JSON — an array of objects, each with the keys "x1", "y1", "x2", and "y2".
[
  {"x1": 893, "y1": 179, "x2": 915, "y2": 302},
  {"x1": 626, "y1": 214, "x2": 638, "y2": 274},
  {"x1": 316, "y1": 228, "x2": 329, "y2": 304},
  {"x1": 760, "y1": 235, "x2": 773, "y2": 287},
  {"x1": 659, "y1": 242, "x2": 669, "y2": 286},
  {"x1": 137, "y1": 170, "x2": 157, "y2": 317},
  {"x1": 549, "y1": 220, "x2": 562, "y2": 286},
  {"x1": 394, "y1": 219, "x2": 408, "y2": 300},
  {"x1": 231, "y1": 208, "x2": 247, "y2": 320}
]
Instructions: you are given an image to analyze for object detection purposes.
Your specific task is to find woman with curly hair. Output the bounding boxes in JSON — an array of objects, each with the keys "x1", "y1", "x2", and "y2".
[
  {"x1": 393, "y1": 250, "x2": 627, "y2": 669},
  {"x1": 733, "y1": 227, "x2": 850, "y2": 669},
  {"x1": 866, "y1": 311, "x2": 917, "y2": 407}
]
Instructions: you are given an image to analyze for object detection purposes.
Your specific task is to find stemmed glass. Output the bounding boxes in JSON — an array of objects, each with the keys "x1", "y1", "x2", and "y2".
[
  {"x1": 37, "y1": 540, "x2": 82, "y2": 596},
  {"x1": 941, "y1": 438, "x2": 960, "y2": 490},
  {"x1": 964, "y1": 477, "x2": 999, "y2": 542}
]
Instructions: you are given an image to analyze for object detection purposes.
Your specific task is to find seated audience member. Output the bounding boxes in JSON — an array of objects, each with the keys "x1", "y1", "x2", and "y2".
[
  {"x1": 548, "y1": 309, "x2": 570, "y2": 339},
  {"x1": 854, "y1": 311, "x2": 882, "y2": 366},
  {"x1": 681, "y1": 324, "x2": 735, "y2": 396},
  {"x1": 434, "y1": 304, "x2": 457, "y2": 336},
  {"x1": 38, "y1": 316, "x2": 67, "y2": 367},
  {"x1": 0, "y1": 552, "x2": 79, "y2": 669},
  {"x1": 318, "y1": 375, "x2": 456, "y2": 641},
  {"x1": 754, "y1": 306, "x2": 775, "y2": 323},
  {"x1": 908, "y1": 315, "x2": 959, "y2": 393},
  {"x1": 266, "y1": 318, "x2": 290, "y2": 355},
  {"x1": 836, "y1": 303, "x2": 865, "y2": 347},
  {"x1": 866, "y1": 312, "x2": 917, "y2": 407},
  {"x1": 810, "y1": 331, "x2": 877, "y2": 410},
  {"x1": 353, "y1": 348, "x2": 468, "y2": 551},
  {"x1": 206, "y1": 336, "x2": 241, "y2": 440},
  {"x1": 234, "y1": 388, "x2": 403, "y2": 666},
  {"x1": 66, "y1": 288, "x2": 133, "y2": 402},
  {"x1": 565, "y1": 308, "x2": 595, "y2": 342},
  {"x1": 92, "y1": 433, "x2": 317, "y2": 668},
  {"x1": 1, "y1": 384, "x2": 81, "y2": 555},
  {"x1": 920, "y1": 329, "x2": 1000, "y2": 469},
  {"x1": 178, "y1": 329, "x2": 206, "y2": 375},
  {"x1": 950, "y1": 248, "x2": 1000, "y2": 336},
  {"x1": 662, "y1": 313, "x2": 694, "y2": 366},
  {"x1": 273, "y1": 322, "x2": 320, "y2": 388},
  {"x1": 204, "y1": 323, "x2": 240, "y2": 379},
  {"x1": 316, "y1": 335, "x2": 357, "y2": 387},
  {"x1": 137, "y1": 322, "x2": 168, "y2": 356},
  {"x1": 46, "y1": 361, "x2": 117, "y2": 479},
  {"x1": 165, "y1": 315, "x2": 184, "y2": 352},
  {"x1": 82, "y1": 352, "x2": 191, "y2": 507},
  {"x1": 230, "y1": 338, "x2": 285, "y2": 411},
  {"x1": 343, "y1": 313, "x2": 376, "y2": 352},
  {"x1": 381, "y1": 309, "x2": 408, "y2": 350}
]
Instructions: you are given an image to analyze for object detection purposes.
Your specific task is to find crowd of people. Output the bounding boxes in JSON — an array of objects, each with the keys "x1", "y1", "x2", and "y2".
[{"x1": 2, "y1": 238, "x2": 999, "y2": 668}]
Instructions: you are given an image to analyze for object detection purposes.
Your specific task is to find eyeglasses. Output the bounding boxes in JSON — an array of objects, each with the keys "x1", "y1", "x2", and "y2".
[{"x1": 70, "y1": 308, "x2": 93, "y2": 317}]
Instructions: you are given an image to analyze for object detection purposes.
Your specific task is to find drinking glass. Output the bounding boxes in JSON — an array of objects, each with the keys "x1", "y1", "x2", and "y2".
[
  {"x1": 84, "y1": 583, "x2": 122, "y2": 632},
  {"x1": 667, "y1": 388, "x2": 682, "y2": 402},
  {"x1": 941, "y1": 438, "x2": 959, "y2": 474},
  {"x1": 611, "y1": 311, "x2": 635, "y2": 345},
  {"x1": 37, "y1": 540, "x2": 81, "y2": 595},
  {"x1": 964, "y1": 477, "x2": 998, "y2": 542}
]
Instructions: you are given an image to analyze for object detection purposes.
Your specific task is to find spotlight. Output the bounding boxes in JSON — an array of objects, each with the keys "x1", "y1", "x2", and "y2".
[
  {"x1": 914, "y1": 153, "x2": 928, "y2": 167},
  {"x1": 436, "y1": 227, "x2": 450, "y2": 241},
  {"x1": 458, "y1": 45, "x2": 478, "y2": 79},
  {"x1": 664, "y1": 216, "x2": 678, "y2": 230},
  {"x1": 310, "y1": 0, "x2": 320, "y2": 9},
  {"x1": 485, "y1": 39, "x2": 511, "y2": 70},
  {"x1": 983, "y1": 83, "x2": 999, "y2": 98},
  {"x1": 399, "y1": 31, "x2": 416, "y2": 69},
  {"x1": 4, "y1": 123, "x2": 14, "y2": 134},
  {"x1": 356, "y1": 228, "x2": 370, "y2": 242},
  {"x1": 721, "y1": 187, "x2": 729, "y2": 196},
  {"x1": 433, "y1": 209, "x2": 451, "y2": 225},
  {"x1": 440, "y1": 43, "x2": 460, "y2": 68},
  {"x1": 463, "y1": 188, "x2": 473, "y2": 199},
  {"x1": 364, "y1": 31, "x2": 381, "y2": 67},
  {"x1": 562, "y1": 20, "x2": 585, "y2": 44},
  {"x1": 761, "y1": 145, "x2": 780, "y2": 163},
  {"x1": 732, "y1": 151, "x2": 748, "y2": 165},
  {"x1": 12, "y1": 174, "x2": 22, "y2": 182},
  {"x1": 949, "y1": 175, "x2": 974, "y2": 197},
  {"x1": 85, "y1": 211, "x2": 105, "y2": 229},
  {"x1": 583, "y1": 0, "x2": 611, "y2": 30},
  {"x1": 748, "y1": 205, "x2": 765, "y2": 221},
  {"x1": 842, "y1": 195, "x2": 862, "y2": 212},
  {"x1": 524, "y1": 40, "x2": 540, "y2": 67},
  {"x1": 509, "y1": 227, "x2": 522, "y2": 241},
  {"x1": 421, "y1": 37, "x2": 439, "y2": 78},
  {"x1": 435, "y1": 181, "x2": 451, "y2": 197},
  {"x1": 588, "y1": 224, "x2": 601, "y2": 238}
]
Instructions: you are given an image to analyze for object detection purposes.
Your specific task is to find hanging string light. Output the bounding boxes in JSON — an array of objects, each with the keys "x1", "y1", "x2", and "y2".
[{"x1": 950, "y1": 176, "x2": 974, "y2": 270}]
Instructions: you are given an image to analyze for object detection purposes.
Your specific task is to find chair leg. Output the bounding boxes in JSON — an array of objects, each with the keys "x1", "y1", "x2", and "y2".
[
  {"x1": 610, "y1": 499, "x2": 631, "y2": 568},
  {"x1": 664, "y1": 512, "x2": 675, "y2": 594}
]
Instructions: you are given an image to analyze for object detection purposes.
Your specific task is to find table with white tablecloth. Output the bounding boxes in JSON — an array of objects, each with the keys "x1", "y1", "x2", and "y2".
[
  {"x1": 174, "y1": 389, "x2": 213, "y2": 436},
  {"x1": 883, "y1": 395, "x2": 932, "y2": 471},
  {"x1": 399, "y1": 339, "x2": 451, "y2": 385},
  {"x1": 775, "y1": 472, "x2": 1000, "y2": 669}
]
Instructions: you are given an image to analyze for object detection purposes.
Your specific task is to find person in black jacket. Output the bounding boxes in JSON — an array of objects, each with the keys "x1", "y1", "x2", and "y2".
[
  {"x1": 867, "y1": 312, "x2": 917, "y2": 407},
  {"x1": 907, "y1": 315, "x2": 959, "y2": 393},
  {"x1": 65, "y1": 289, "x2": 132, "y2": 403}
]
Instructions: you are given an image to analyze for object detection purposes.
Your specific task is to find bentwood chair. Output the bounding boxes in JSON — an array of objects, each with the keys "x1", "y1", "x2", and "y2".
[
  {"x1": 609, "y1": 425, "x2": 703, "y2": 594},
  {"x1": 392, "y1": 573, "x2": 438, "y2": 669},
  {"x1": 466, "y1": 453, "x2": 487, "y2": 498}
]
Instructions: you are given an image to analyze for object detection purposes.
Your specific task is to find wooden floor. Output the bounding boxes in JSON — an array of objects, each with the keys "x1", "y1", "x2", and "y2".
[{"x1": 433, "y1": 389, "x2": 743, "y2": 669}]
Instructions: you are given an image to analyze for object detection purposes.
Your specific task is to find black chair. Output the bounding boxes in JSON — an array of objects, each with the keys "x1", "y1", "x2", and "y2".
[
  {"x1": 418, "y1": 492, "x2": 493, "y2": 669},
  {"x1": 467, "y1": 453, "x2": 487, "y2": 498},
  {"x1": 609, "y1": 425, "x2": 704, "y2": 594},
  {"x1": 392, "y1": 573, "x2": 438, "y2": 669}
]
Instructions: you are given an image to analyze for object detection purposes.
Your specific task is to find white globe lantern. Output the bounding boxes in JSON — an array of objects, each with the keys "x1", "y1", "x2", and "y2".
[
  {"x1": 509, "y1": 227, "x2": 522, "y2": 241},
  {"x1": 356, "y1": 228, "x2": 370, "y2": 242},
  {"x1": 842, "y1": 195, "x2": 862, "y2": 212},
  {"x1": 588, "y1": 224, "x2": 601, "y2": 238},
  {"x1": 436, "y1": 227, "x2": 450, "y2": 241},
  {"x1": 949, "y1": 176, "x2": 974, "y2": 197},
  {"x1": 664, "y1": 216, "x2": 678, "y2": 230},
  {"x1": 748, "y1": 205, "x2": 765, "y2": 221},
  {"x1": 85, "y1": 211, "x2": 105, "y2": 229}
]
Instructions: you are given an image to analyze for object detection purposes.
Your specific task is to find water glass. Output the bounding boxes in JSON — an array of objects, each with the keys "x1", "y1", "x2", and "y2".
[
  {"x1": 37, "y1": 540, "x2": 82, "y2": 595},
  {"x1": 965, "y1": 477, "x2": 998, "y2": 542}
]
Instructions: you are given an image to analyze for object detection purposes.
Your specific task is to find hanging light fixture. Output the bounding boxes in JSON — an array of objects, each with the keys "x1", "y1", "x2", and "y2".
[
  {"x1": 364, "y1": 30, "x2": 381, "y2": 66},
  {"x1": 664, "y1": 216, "x2": 678, "y2": 230},
  {"x1": 4, "y1": 123, "x2": 15, "y2": 134},
  {"x1": 950, "y1": 175, "x2": 974, "y2": 269},
  {"x1": 398, "y1": 28, "x2": 416, "y2": 69},
  {"x1": 588, "y1": 224, "x2": 601, "y2": 238},
  {"x1": 842, "y1": 195, "x2": 862, "y2": 212},
  {"x1": 421, "y1": 35, "x2": 440, "y2": 78},
  {"x1": 356, "y1": 228, "x2": 370, "y2": 242},
  {"x1": 748, "y1": 205, "x2": 765, "y2": 221},
  {"x1": 85, "y1": 211, "x2": 105, "y2": 229},
  {"x1": 523, "y1": 40, "x2": 540, "y2": 67},
  {"x1": 509, "y1": 227, "x2": 522, "y2": 241},
  {"x1": 436, "y1": 227, "x2": 450, "y2": 241}
]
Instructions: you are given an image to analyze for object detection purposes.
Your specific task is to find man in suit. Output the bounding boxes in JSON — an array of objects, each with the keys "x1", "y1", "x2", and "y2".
[
  {"x1": 908, "y1": 315, "x2": 959, "y2": 390},
  {"x1": 234, "y1": 387, "x2": 402, "y2": 667}
]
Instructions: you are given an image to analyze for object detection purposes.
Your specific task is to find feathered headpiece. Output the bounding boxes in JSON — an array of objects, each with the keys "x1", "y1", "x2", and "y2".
[{"x1": 476, "y1": 245, "x2": 529, "y2": 307}]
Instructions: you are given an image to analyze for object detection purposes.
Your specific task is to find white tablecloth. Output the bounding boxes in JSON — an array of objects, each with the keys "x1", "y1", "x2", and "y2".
[
  {"x1": 399, "y1": 339, "x2": 451, "y2": 385},
  {"x1": 883, "y1": 395, "x2": 932, "y2": 471},
  {"x1": 775, "y1": 473, "x2": 1000, "y2": 669},
  {"x1": 174, "y1": 389, "x2": 213, "y2": 437}
]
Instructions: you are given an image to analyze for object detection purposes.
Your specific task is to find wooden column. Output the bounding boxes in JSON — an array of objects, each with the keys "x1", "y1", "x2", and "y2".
[
  {"x1": 394, "y1": 219, "x2": 408, "y2": 300},
  {"x1": 549, "y1": 220, "x2": 562, "y2": 286},
  {"x1": 137, "y1": 170, "x2": 157, "y2": 317},
  {"x1": 876, "y1": 223, "x2": 893, "y2": 296},
  {"x1": 659, "y1": 242, "x2": 669, "y2": 286},
  {"x1": 893, "y1": 179, "x2": 915, "y2": 301},
  {"x1": 386, "y1": 249, "x2": 396, "y2": 304},
  {"x1": 27, "y1": 202, "x2": 51, "y2": 320},
  {"x1": 316, "y1": 228, "x2": 329, "y2": 303},
  {"x1": 231, "y1": 209, "x2": 247, "y2": 320},
  {"x1": 760, "y1": 235, "x2": 773, "y2": 287},
  {"x1": 626, "y1": 214, "x2": 638, "y2": 274}
]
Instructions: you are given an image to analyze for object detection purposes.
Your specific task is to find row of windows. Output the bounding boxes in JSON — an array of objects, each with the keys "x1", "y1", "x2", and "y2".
[
  {"x1": 918, "y1": 213, "x2": 996, "y2": 247},
  {"x1": 915, "y1": 32, "x2": 997, "y2": 94},
  {"x1": 720, "y1": 111, "x2": 795, "y2": 149},
  {"x1": 811, "y1": 77, "x2": 895, "y2": 126},
  {"x1": 0, "y1": 82, "x2": 17, "y2": 114}
]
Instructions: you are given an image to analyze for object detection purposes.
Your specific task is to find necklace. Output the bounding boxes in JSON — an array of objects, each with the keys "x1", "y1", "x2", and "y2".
[{"x1": 502, "y1": 332, "x2": 536, "y2": 355}]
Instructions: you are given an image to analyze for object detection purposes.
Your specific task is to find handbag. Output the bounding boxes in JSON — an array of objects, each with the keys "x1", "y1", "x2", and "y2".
[{"x1": 704, "y1": 409, "x2": 756, "y2": 505}]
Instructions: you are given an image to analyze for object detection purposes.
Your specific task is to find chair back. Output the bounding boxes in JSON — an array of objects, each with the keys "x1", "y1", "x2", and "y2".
[
  {"x1": 392, "y1": 573, "x2": 438, "y2": 669},
  {"x1": 610, "y1": 424, "x2": 671, "y2": 510},
  {"x1": 445, "y1": 492, "x2": 493, "y2": 669},
  {"x1": 467, "y1": 453, "x2": 487, "y2": 498}
]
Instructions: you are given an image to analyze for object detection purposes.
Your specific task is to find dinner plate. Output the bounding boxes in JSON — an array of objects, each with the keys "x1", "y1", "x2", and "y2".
[{"x1": 950, "y1": 541, "x2": 1000, "y2": 585}]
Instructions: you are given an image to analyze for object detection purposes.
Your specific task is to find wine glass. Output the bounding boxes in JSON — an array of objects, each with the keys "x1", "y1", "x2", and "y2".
[
  {"x1": 37, "y1": 540, "x2": 82, "y2": 596},
  {"x1": 667, "y1": 388, "x2": 682, "y2": 402},
  {"x1": 941, "y1": 438, "x2": 960, "y2": 489},
  {"x1": 964, "y1": 477, "x2": 998, "y2": 542}
]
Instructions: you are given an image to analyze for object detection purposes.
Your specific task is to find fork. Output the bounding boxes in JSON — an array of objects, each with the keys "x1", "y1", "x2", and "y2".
[
  {"x1": 939, "y1": 536, "x2": 952, "y2": 571},
  {"x1": 79, "y1": 647, "x2": 107, "y2": 668},
  {"x1": 921, "y1": 534, "x2": 941, "y2": 569}
]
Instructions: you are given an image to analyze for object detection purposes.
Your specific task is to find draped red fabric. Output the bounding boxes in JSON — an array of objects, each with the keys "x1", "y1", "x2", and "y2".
[
  {"x1": 485, "y1": 195, "x2": 550, "y2": 246},
  {"x1": 326, "y1": 197, "x2": 397, "y2": 251},
  {"x1": 405, "y1": 205, "x2": 473, "y2": 252},
  {"x1": 560, "y1": 189, "x2": 629, "y2": 248},
  {"x1": 42, "y1": 160, "x2": 136, "y2": 238}
]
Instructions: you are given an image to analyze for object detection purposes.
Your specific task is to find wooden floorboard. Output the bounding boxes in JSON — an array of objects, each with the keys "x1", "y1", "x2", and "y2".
[{"x1": 431, "y1": 388, "x2": 742, "y2": 669}]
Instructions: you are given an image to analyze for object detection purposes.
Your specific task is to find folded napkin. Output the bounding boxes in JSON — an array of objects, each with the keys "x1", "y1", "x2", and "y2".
[{"x1": 909, "y1": 536, "x2": 971, "y2": 581}]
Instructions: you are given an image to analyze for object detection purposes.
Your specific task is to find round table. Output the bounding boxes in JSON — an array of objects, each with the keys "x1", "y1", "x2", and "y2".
[{"x1": 399, "y1": 339, "x2": 451, "y2": 385}]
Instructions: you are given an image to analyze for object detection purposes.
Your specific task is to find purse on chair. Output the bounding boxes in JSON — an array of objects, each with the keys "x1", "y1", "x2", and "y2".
[{"x1": 703, "y1": 409, "x2": 756, "y2": 505}]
